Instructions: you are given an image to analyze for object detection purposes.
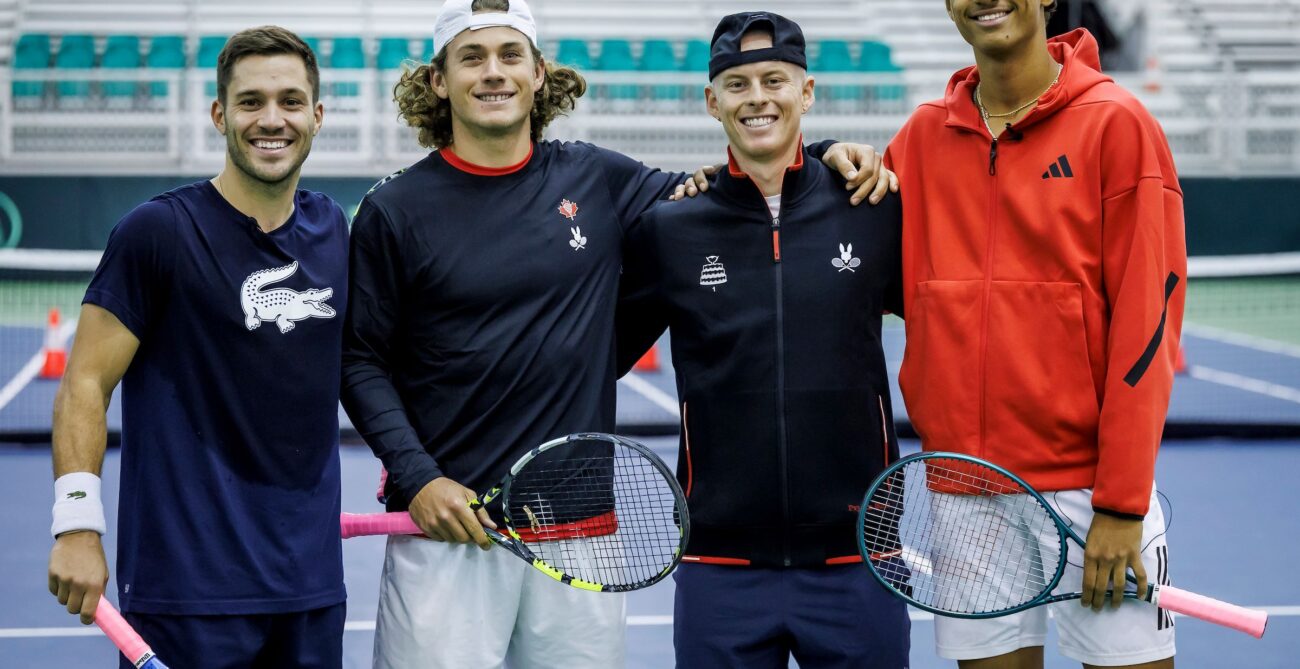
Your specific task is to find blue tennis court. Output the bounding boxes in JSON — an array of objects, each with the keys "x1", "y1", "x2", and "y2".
[{"x1": 0, "y1": 438, "x2": 1295, "y2": 667}]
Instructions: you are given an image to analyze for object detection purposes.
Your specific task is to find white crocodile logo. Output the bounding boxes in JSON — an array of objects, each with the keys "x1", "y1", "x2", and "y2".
[{"x1": 240, "y1": 261, "x2": 335, "y2": 333}]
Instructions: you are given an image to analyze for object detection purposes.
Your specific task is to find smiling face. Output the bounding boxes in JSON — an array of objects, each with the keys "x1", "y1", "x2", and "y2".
[
  {"x1": 432, "y1": 25, "x2": 545, "y2": 144},
  {"x1": 706, "y1": 30, "x2": 814, "y2": 168},
  {"x1": 212, "y1": 53, "x2": 322, "y2": 187},
  {"x1": 946, "y1": 0, "x2": 1053, "y2": 58}
]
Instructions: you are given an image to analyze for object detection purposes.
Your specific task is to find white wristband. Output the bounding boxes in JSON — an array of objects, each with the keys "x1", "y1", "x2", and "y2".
[{"x1": 51, "y1": 472, "x2": 107, "y2": 538}]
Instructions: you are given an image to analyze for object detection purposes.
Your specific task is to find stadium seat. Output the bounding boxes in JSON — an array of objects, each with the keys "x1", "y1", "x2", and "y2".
[
  {"x1": 815, "y1": 40, "x2": 855, "y2": 104},
  {"x1": 303, "y1": 37, "x2": 322, "y2": 59},
  {"x1": 857, "y1": 40, "x2": 905, "y2": 103},
  {"x1": 815, "y1": 40, "x2": 854, "y2": 72},
  {"x1": 198, "y1": 36, "x2": 227, "y2": 98},
  {"x1": 330, "y1": 37, "x2": 365, "y2": 97},
  {"x1": 858, "y1": 40, "x2": 900, "y2": 72},
  {"x1": 13, "y1": 34, "x2": 51, "y2": 100},
  {"x1": 377, "y1": 37, "x2": 411, "y2": 70},
  {"x1": 598, "y1": 39, "x2": 636, "y2": 100},
  {"x1": 102, "y1": 36, "x2": 141, "y2": 98},
  {"x1": 683, "y1": 39, "x2": 710, "y2": 73},
  {"x1": 54, "y1": 35, "x2": 95, "y2": 100},
  {"x1": 641, "y1": 39, "x2": 677, "y2": 71},
  {"x1": 197, "y1": 35, "x2": 226, "y2": 67},
  {"x1": 146, "y1": 36, "x2": 186, "y2": 98},
  {"x1": 331, "y1": 37, "x2": 365, "y2": 68},
  {"x1": 598, "y1": 39, "x2": 635, "y2": 70},
  {"x1": 640, "y1": 39, "x2": 678, "y2": 100},
  {"x1": 555, "y1": 39, "x2": 592, "y2": 69}
]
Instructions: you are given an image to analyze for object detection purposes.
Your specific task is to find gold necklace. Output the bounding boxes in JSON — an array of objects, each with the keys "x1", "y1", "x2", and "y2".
[{"x1": 975, "y1": 63, "x2": 1062, "y2": 131}]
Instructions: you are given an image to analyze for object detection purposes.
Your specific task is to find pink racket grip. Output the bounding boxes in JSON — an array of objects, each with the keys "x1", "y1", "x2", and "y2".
[
  {"x1": 1152, "y1": 584, "x2": 1267, "y2": 638},
  {"x1": 95, "y1": 598, "x2": 169, "y2": 668},
  {"x1": 340, "y1": 511, "x2": 423, "y2": 539}
]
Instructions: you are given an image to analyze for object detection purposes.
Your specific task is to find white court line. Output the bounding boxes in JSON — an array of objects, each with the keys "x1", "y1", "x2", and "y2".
[
  {"x1": 618, "y1": 373, "x2": 680, "y2": 418},
  {"x1": 1184, "y1": 324, "x2": 1300, "y2": 360},
  {"x1": 9, "y1": 607, "x2": 1300, "y2": 637},
  {"x1": 0, "y1": 320, "x2": 77, "y2": 413},
  {"x1": 1189, "y1": 366, "x2": 1300, "y2": 405}
]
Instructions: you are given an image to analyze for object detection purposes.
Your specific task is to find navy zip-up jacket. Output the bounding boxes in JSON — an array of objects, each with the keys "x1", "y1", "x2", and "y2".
[{"x1": 616, "y1": 146, "x2": 904, "y2": 568}]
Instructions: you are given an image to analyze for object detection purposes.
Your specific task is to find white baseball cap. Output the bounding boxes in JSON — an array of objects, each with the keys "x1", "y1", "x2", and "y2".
[{"x1": 433, "y1": 0, "x2": 538, "y2": 58}]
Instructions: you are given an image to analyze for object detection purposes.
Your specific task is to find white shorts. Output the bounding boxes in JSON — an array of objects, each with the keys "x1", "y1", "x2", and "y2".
[
  {"x1": 932, "y1": 487, "x2": 1176, "y2": 666},
  {"x1": 372, "y1": 534, "x2": 626, "y2": 669}
]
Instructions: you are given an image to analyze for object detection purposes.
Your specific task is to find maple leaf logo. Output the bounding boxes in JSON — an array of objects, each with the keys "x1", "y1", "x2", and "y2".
[{"x1": 558, "y1": 199, "x2": 579, "y2": 220}]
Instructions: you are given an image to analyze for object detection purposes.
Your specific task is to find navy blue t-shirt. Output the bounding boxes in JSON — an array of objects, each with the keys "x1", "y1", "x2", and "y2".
[{"x1": 84, "y1": 181, "x2": 348, "y2": 615}]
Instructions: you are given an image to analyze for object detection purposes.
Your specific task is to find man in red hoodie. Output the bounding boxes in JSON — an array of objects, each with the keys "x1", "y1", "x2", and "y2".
[{"x1": 884, "y1": 2, "x2": 1185, "y2": 667}]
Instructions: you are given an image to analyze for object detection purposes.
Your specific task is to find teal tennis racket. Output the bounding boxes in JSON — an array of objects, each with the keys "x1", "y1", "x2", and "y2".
[{"x1": 857, "y1": 452, "x2": 1267, "y2": 637}]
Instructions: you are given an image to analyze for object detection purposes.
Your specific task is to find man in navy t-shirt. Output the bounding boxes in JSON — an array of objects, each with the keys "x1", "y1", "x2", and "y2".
[{"x1": 47, "y1": 26, "x2": 348, "y2": 668}]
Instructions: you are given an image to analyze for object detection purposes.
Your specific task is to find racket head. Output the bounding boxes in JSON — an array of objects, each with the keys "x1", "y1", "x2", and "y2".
[
  {"x1": 857, "y1": 451, "x2": 1070, "y2": 618},
  {"x1": 492, "y1": 432, "x2": 690, "y2": 592}
]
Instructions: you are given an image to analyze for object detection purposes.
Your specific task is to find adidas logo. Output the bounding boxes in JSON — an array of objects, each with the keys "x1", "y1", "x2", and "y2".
[{"x1": 1042, "y1": 155, "x2": 1074, "y2": 179}]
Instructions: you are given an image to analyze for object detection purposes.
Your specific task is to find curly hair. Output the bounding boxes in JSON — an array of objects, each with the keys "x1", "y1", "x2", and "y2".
[{"x1": 393, "y1": 2, "x2": 586, "y2": 149}]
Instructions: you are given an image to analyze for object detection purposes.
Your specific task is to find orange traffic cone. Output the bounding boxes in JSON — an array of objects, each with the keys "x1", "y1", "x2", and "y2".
[
  {"x1": 1142, "y1": 55, "x2": 1163, "y2": 94},
  {"x1": 633, "y1": 344, "x2": 659, "y2": 372},
  {"x1": 1174, "y1": 345, "x2": 1187, "y2": 375},
  {"x1": 39, "y1": 308, "x2": 67, "y2": 379}
]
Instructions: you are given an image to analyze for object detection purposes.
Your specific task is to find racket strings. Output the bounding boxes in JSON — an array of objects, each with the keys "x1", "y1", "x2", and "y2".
[
  {"x1": 862, "y1": 459, "x2": 1062, "y2": 614},
  {"x1": 505, "y1": 440, "x2": 684, "y2": 589}
]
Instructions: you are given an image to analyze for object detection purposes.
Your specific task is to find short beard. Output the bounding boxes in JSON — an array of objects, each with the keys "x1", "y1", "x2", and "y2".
[{"x1": 225, "y1": 126, "x2": 309, "y2": 189}]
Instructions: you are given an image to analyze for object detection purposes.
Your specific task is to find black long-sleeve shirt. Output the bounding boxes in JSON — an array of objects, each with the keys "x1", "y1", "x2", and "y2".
[{"x1": 341, "y1": 141, "x2": 683, "y2": 509}]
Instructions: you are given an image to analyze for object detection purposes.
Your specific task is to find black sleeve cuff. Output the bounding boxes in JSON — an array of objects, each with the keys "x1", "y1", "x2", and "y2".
[{"x1": 1093, "y1": 505, "x2": 1144, "y2": 521}]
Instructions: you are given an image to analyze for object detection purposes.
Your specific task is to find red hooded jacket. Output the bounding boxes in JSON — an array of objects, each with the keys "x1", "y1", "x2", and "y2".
[{"x1": 884, "y1": 29, "x2": 1186, "y2": 516}]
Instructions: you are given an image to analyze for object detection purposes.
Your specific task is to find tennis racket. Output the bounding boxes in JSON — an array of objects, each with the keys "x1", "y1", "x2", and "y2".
[
  {"x1": 95, "y1": 598, "x2": 169, "y2": 668},
  {"x1": 342, "y1": 432, "x2": 690, "y2": 592},
  {"x1": 857, "y1": 451, "x2": 1267, "y2": 638}
]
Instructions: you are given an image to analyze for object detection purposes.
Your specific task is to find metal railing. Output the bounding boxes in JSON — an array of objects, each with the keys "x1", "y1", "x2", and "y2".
[{"x1": 0, "y1": 68, "x2": 1297, "y2": 175}]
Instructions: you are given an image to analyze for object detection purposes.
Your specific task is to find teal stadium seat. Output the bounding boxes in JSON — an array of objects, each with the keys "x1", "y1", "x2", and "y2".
[
  {"x1": 683, "y1": 39, "x2": 710, "y2": 73},
  {"x1": 303, "y1": 37, "x2": 322, "y2": 59},
  {"x1": 597, "y1": 39, "x2": 636, "y2": 100},
  {"x1": 377, "y1": 37, "x2": 411, "y2": 70},
  {"x1": 640, "y1": 39, "x2": 678, "y2": 100},
  {"x1": 102, "y1": 35, "x2": 141, "y2": 98},
  {"x1": 54, "y1": 34, "x2": 95, "y2": 100},
  {"x1": 857, "y1": 40, "x2": 904, "y2": 102},
  {"x1": 555, "y1": 39, "x2": 592, "y2": 69},
  {"x1": 13, "y1": 34, "x2": 51, "y2": 100},
  {"x1": 330, "y1": 37, "x2": 365, "y2": 97},
  {"x1": 858, "y1": 40, "x2": 899, "y2": 71},
  {"x1": 146, "y1": 35, "x2": 186, "y2": 98},
  {"x1": 814, "y1": 40, "x2": 855, "y2": 104},
  {"x1": 198, "y1": 36, "x2": 227, "y2": 98}
]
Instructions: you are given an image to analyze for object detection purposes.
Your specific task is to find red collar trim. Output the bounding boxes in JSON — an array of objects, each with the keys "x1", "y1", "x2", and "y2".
[
  {"x1": 440, "y1": 143, "x2": 534, "y2": 176},
  {"x1": 725, "y1": 135, "x2": 806, "y2": 178}
]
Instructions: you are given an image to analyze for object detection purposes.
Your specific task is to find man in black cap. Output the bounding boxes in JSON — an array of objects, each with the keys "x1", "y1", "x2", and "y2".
[{"x1": 616, "y1": 12, "x2": 910, "y2": 668}]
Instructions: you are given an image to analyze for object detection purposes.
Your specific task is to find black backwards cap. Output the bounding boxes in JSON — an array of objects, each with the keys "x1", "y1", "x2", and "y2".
[{"x1": 708, "y1": 11, "x2": 807, "y2": 81}]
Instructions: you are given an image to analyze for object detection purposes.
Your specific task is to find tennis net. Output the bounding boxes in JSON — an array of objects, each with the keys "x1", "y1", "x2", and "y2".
[
  {"x1": 0, "y1": 249, "x2": 1296, "y2": 441},
  {"x1": 0, "y1": 250, "x2": 98, "y2": 440}
]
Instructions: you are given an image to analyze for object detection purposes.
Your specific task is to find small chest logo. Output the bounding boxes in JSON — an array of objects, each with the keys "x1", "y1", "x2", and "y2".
[
  {"x1": 700, "y1": 256, "x2": 728, "y2": 290},
  {"x1": 832, "y1": 243, "x2": 861, "y2": 272},
  {"x1": 558, "y1": 199, "x2": 580, "y2": 220},
  {"x1": 569, "y1": 226, "x2": 587, "y2": 251},
  {"x1": 1042, "y1": 155, "x2": 1074, "y2": 179}
]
